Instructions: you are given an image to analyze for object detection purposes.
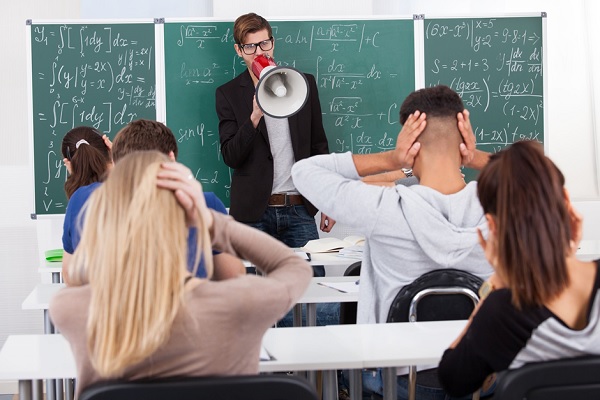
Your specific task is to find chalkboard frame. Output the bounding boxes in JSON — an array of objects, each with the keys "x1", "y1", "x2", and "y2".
[
  {"x1": 420, "y1": 12, "x2": 548, "y2": 154},
  {"x1": 27, "y1": 18, "x2": 160, "y2": 218},
  {"x1": 160, "y1": 15, "x2": 417, "y2": 207},
  {"x1": 27, "y1": 13, "x2": 547, "y2": 217}
]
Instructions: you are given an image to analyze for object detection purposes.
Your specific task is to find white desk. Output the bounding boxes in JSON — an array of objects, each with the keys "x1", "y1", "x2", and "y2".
[
  {"x1": 0, "y1": 322, "x2": 464, "y2": 400},
  {"x1": 294, "y1": 276, "x2": 359, "y2": 326},
  {"x1": 23, "y1": 277, "x2": 358, "y2": 329},
  {"x1": 326, "y1": 320, "x2": 467, "y2": 400},
  {"x1": 0, "y1": 328, "x2": 356, "y2": 400},
  {"x1": 38, "y1": 263, "x2": 62, "y2": 283},
  {"x1": 22, "y1": 284, "x2": 65, "y2": 334},
  {"x1": 0, "y1": 335, "x2": 75, "y2": 400}
]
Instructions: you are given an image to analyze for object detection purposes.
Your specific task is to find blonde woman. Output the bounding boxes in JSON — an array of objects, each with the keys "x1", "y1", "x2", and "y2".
[{"x1": 49, "y1": 151, "x2": 312, "y2": 398}]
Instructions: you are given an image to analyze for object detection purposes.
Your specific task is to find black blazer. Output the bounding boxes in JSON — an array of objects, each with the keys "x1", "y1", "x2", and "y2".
[{"x1": 216, "y1": 70, "x2": 329, "y2": 222}]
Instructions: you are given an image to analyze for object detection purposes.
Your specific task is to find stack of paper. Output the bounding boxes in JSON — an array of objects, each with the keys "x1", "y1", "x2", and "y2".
[{"x1": 338, "y1": 244, "x2": 364, "y2": 260}]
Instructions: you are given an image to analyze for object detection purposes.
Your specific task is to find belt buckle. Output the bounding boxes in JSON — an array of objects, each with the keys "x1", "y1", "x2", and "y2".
[{"x1": 283, "y1": 194, "x2": 291, "y2": 207}]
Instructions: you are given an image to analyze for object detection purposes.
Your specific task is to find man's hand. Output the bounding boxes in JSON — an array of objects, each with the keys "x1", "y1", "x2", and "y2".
[
  {"x1": 250, "y1": 95, "x2": 264, "y2": 128},
  {"x1": 320, "y1": 213, "x2": 336, "y2": 233},
  {"x1": 393, "y1": 111, "x2": 426, "y2": 168}
]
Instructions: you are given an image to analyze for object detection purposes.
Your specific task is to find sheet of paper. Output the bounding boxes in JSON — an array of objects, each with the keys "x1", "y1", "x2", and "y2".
[{"x1": 318, "y1": 281, "x2": 360, "y2": 293}]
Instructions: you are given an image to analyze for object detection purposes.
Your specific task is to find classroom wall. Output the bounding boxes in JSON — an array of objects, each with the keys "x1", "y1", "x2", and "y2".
[{"x1": 0, "y1": 0, "x2": 598, "y2": 375}]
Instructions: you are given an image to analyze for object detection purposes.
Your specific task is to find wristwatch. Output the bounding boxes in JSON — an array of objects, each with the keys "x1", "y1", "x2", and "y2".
[{"x1": 402, "y1": 168, "x2": 414, "y2": 178}]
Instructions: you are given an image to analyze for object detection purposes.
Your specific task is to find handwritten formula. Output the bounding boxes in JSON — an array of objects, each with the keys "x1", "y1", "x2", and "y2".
[
  {"x1": 31, "y1": 22, "x2": 156, "y2": 215},
  {"x1": 424, "y1": 16, "x2": 544, "y2": 172},
  {"x1": 165, "y1": 19, "x2": 415, "y2": 204}
]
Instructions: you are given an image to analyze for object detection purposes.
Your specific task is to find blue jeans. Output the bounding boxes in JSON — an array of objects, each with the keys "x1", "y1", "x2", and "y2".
[
  {"x1": 247, "y1": 205, "x2": 338, "y2": 326},
  {"x1": 246, "y1": 205, "x2": 324, "y2": 277},
  {"x1": 342, "y1": 369, "x2": 482, "y2": 400},
  {"x1": 277, "y1": 303, "x2": 340, "y2": 327}
]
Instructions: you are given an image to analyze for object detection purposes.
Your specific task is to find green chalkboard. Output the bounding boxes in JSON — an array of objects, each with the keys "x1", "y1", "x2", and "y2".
[
  {"x1": 423, "y1": 16, "x2": 545, "y2": 180},
  {"x1": 164, "y1": 18, "x2": 415, "y2": 205},
  {"x1": 30, "y1": 21, "x2": 157, "y2": 216}
]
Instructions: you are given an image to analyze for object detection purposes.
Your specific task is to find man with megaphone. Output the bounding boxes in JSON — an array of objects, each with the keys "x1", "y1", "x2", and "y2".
[{"x1": 216, "y1": 13, "x2": 336, "y2": 280}]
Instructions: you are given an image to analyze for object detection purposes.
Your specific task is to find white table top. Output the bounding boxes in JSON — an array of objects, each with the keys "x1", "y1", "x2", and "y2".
[
  {"x1": 23, "y1": 276, "x2": 358, "y2": 312},
  {"x1": 326, "y1": 320, "x2": 466, "y2": 368},
  {"x1": 0, "y1": 327, "x2": 361, "y2": 380},
  {"x1": 260, "y1": 326, "x2": 364, "y2": 372},
  {"x1": 0, "y1": 321, "x2": 462, "y2": 381},
  {"x1": 299, "y1": 277, "x2": 359, "y2": 304},
  {"x1": 0, "y1": 335, "x2": 76, "y2": 380},
  {"x1": 22, "y1": 283, "x2": 65, "y2": 310}
]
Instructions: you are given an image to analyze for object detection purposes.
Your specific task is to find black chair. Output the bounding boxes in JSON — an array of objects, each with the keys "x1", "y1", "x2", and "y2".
[
  {"x1": 339, "y1": 261, "x2": 361, "y2": 325},
  {"x1": 493, "y1": 356, "x2": 600, "y2": 400},
  {"x1": 386, "y1": 268, "x2": 483, "y2": 400},
  {"x1": 79, "y1": 374, "x2": 318, "y2": 400}
]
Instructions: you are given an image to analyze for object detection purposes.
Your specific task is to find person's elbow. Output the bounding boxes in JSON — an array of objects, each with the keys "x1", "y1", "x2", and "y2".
[
  {"x1": 212, "y1": 253, "x2": 246, "y2": 281},
  {"x1": 291, "y1": 159, "x2": 310, "y2": 191},
  {"x1": 438, "y1": 355, "x2": 481, "y2": 397}
]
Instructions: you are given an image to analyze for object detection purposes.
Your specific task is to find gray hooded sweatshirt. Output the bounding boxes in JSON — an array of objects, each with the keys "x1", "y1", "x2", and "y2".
[{"x1": 292, "y1": 152, "x2": 493, "y2": 324}]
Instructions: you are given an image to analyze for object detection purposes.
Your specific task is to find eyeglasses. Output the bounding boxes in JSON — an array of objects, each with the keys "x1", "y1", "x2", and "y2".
[{"x1": 239, "y1": 37, "x2": 274, "y2": 55}]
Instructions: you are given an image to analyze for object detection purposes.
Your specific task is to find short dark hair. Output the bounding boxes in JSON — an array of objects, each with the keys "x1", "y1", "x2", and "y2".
[
  {"x1": 233, "y1": 13, "x2": 272, "y2": 45},
  {"x1": 477, "y1": 140, "x2": 570, "y2": 309},
  {"x1": 111, "y1": 119, "x2": 178, "y2": 163},
  {"x1": 61, "y1": 126, "x2": 111, "y2": 199},
  {"x1": 399, "y1": 85, "x2": 464, "y2": 125}
]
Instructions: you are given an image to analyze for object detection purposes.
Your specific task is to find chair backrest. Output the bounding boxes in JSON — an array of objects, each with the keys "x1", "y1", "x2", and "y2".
[
  {"x1": 339, "y1": 261, "x2": 361, "y2": 325},
  {"x1": 387, "y1": 268, "x2": 483, "y2": 323},
  {"x1": 79, "y1": 374, "x2": 318, "y2": 400},
  {"x1": 494, "y1": 356, "x2": 600, "y2": 400}
]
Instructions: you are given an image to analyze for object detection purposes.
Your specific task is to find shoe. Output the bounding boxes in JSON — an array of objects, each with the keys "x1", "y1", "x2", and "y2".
[{"x1": 339, "y1": 388, "x2": 351, "y2": 400}]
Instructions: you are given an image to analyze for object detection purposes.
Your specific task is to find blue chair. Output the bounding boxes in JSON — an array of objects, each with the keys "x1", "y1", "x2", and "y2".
[{"x1": 79, "y1": 374, "x2": 318, "y2": 400}]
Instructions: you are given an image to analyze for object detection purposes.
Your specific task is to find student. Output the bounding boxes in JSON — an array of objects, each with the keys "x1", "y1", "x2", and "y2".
[
  {"x1": 216, "y1": 12, "x2": 335, "y2": 277},
  {"x1": 292, "y1": 85, "x2": 493, "y2": 399},
  {"x1": 438, "y1": 140, "x2": 600, "y2": 397},
  {"x1": 61, "y1": 119, "x2": 244, "y2": 282},
  {"x1": 61, "y1": 126, "x2": 112, "y2": 199},
  {"x1": 50, "y1": 151, "x2": 312, "y2": 398},
  {"x1": 61, "y1": 126, "x2": 112, "y2": 267}
]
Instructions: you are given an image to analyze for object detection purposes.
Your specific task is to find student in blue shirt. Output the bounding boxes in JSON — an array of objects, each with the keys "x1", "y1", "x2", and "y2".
[
  {"x1": 61, "y1": 126, "x2": 112, "y2": 200},
  {"x1": 62, "y1": 119, "x2": 245, "y2": 283}
]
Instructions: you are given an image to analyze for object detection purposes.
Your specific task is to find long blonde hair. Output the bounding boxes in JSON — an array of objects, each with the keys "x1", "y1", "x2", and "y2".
[{"x1": 69, "y1": 151, "x2": 213, "y2": 377}]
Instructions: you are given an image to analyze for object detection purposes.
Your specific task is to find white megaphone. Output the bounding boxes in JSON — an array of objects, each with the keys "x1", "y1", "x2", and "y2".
[{"x1": 252, "y1": 55, "x2": 309, "y2": 119}]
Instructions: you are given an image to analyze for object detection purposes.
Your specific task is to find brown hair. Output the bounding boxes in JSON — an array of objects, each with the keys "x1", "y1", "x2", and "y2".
[
  {"x1": 477, "y1": 140, "x2": 571, "y2": 309},
  {"x1": 61, "y1": 126, "x2": 111, "y2": 199},
  {"x1": 111, "y1": 119, "x2": 178, "y2": 163},
  {"x1": 233, "y1": 13, "x2": 272, "y2": 45}
]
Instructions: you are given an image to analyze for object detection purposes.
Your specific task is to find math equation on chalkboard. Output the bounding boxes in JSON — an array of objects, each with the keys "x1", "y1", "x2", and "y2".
[
  {"x1": 30, "y1": 22, "x2": 157, "y2": 215},
  {"x1": 424, "y1": 16, "x2": 544, "y2": 166}
]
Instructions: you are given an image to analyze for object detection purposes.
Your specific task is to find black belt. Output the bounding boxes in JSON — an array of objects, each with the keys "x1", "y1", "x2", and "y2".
[{"x1": 268, "y1": 194, "x2": 304, "y2": 207}]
